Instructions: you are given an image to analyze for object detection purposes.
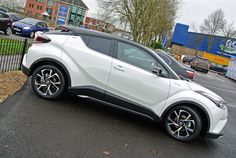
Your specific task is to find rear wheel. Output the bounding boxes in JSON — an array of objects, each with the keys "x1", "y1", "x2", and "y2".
[
  {"x1": 31, "y1": 65, "x2": 65, "y2": 99},
  {"x1": 164, "y1": 106, "x2": 202, "y2": 142}
]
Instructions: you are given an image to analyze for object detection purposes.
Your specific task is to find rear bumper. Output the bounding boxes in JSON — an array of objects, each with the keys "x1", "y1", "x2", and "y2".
[
  {"x1": 21, "y1": 54, "x2": 31, "y2": 76},
  {"x1": 22, "y1": 64, "x2": 30, "y2": 76}
]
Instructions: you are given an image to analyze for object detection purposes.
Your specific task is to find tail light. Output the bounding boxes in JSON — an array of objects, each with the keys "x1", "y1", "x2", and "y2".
[
  {"x1": 187, "y1": 70, "x2": 194, "y2": 79},
  {"x1": 33, "y1": 32, "x2": 51, "y2": 44}
]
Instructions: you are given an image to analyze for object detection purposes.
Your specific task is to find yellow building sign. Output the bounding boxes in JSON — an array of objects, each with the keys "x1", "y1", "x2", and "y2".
[{"x1": 203, "y1": 52, "x2": 230, "y2": 66}]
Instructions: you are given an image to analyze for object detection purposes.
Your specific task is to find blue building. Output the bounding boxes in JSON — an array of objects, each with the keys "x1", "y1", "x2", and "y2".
[{"x1": 171, "y1": 23, "x2": 236, "y2": 59}]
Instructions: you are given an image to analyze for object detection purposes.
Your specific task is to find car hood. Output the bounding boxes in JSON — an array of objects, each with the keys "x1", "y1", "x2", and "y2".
[
  {"x1": 14, "y1": 22, "x2": 32, "y2": 28},
  {"x1": 187, "y1": 81, "x2": 223, "y2": 100}
]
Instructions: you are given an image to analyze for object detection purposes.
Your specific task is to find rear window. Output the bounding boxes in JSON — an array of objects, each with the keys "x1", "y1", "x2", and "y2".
[{"x1": 86, "y1": 36, "x2": 112, "y2": 55}]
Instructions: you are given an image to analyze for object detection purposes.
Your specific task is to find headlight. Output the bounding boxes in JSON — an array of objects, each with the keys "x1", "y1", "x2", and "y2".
[
  {"x1": 23, "y1": 27, "x2": 31, "y2": 30},
  {"x1": 196, "y1": 91, "x2": 227, "y2": 110}
]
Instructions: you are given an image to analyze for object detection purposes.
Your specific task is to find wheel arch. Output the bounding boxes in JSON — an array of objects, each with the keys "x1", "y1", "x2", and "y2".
[
  {"x1": 161, "y1": 101, "x2": 210, "y2": 135},
  {"x1": 29, "y1": 58, "x2": 71, "y2": 88}
]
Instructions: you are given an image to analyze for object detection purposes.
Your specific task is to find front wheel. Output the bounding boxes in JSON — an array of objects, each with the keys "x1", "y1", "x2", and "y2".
[
  {"x1": 164, "y1": 106, "x2": 202, "y2": 142},
  {"x1": 31, "y1": 65, "x2": 65, "y2": 99},
  {"x1": 30, "y1": 31, "x2": 35, "y2": 38}
]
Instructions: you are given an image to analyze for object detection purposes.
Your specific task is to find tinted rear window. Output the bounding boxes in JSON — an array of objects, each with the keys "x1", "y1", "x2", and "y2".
[{"x1": 87, "y1": 36, "x2": 112, "y2": 55}]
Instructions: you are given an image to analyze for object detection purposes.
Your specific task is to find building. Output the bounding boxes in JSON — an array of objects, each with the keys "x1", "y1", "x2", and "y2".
[
  {"x1": 83, "y1": 16, "x2": 115, "y2": 33},
  {"x1": 24, "y1": 0, "x2": 88, "y2": 26},
  {"x1": 171, "y1": 23, "x2": 236, "y2": 65}
]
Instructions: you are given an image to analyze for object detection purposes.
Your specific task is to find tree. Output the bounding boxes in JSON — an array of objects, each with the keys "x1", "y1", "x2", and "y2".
[
  {"x1": 191, "y1": 23, "x2": 204, "y2": 56},
  {"x1": 98, "y1": 0, "x2": 181, "y2": 46},
  {"x1": 200, "y1": 9, "x2": 227, "y2": 52}
]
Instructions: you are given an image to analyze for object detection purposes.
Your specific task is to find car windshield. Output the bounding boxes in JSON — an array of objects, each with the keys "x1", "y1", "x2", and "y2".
[{"x1": 20, "y1": 18, "x2": 38, "y2": 25}]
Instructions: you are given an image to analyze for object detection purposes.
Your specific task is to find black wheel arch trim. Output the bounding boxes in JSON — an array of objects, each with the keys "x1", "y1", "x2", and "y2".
[
  {"x1": 29, "y1": 58, "x2": 71, "y2": 88},
  {"x1": 161, "y1": 101, "x2": 210, "y2": 132}
]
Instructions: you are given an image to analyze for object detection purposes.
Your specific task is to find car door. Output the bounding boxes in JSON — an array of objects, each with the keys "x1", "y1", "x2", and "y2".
[
  {"x1": 106, "y1": 41, "x2": 170, "y2": 114},
  {"x1": 63, "y1": 35, "x2": 113, "y2": 98}
]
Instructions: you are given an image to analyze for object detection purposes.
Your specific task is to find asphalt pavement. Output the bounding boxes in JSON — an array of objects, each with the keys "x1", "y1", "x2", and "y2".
[{"x1": 0, "y1": 71, "x2": 236, "y2": 158}]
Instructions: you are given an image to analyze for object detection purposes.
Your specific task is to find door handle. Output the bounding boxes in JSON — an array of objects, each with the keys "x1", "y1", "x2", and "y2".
[{"x1": 113, "y1": 65, "x2": 125, "y2": 71}]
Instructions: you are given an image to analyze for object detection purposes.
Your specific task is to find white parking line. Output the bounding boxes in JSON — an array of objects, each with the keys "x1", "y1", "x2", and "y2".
[
  {"x1": 209, "y1": 73, "x2": 225, "y2": 82},
  {"x1": 194, "y1": 71, "x2": 201, "y2": 77}
]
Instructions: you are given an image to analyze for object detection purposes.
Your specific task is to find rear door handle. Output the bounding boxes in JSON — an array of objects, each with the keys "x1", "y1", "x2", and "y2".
[{"x1": 113, "y1": 65, "x2": 125, "y2": 71}]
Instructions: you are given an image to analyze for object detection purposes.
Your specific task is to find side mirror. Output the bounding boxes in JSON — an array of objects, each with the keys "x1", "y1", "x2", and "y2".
[{"x1": 152, "y1": 66, "x2": 162, "y2": 76}]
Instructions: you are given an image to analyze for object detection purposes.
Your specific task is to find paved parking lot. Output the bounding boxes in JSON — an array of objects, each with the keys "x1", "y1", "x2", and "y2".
[{"x1": 0, "y1": 68, "x2": 236, "y2": 158}]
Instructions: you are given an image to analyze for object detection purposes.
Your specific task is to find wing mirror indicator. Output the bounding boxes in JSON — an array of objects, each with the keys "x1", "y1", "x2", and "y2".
[{"x1": 152, "y1": 66, "x2": 162, "y2": 76}]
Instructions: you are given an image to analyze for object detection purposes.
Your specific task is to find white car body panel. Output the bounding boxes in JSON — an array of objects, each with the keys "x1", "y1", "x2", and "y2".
[
  {"x1": 62, "y1": 36, "x2": 112, "y2": 90},
  {"x1": 107, "y1": 58, "x2": 170, "y2": 114}
]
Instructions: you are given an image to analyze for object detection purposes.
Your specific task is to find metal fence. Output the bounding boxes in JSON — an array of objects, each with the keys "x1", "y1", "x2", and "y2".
[{"x1": 0, "y1": 37, "x2": 32, "y2": 73}]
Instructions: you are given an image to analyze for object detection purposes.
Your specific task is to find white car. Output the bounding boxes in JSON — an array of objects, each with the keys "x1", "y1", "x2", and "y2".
[{"x1": 22, "y1": 28, "x2": 228, "y2": 142}]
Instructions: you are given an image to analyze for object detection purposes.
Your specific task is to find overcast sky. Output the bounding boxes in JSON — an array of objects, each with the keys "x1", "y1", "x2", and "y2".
[{"x1": 84, "y1": 0, "x2": 236, "y2": 30}]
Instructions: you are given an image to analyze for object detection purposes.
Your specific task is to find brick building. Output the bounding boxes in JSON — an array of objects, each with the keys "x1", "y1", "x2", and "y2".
[
  {"x1": 84, "y1": 16, "x2": 115, "y2": 33},
  {"x1": 24, "y1": 0, "x2": 88, "y2": 26}
]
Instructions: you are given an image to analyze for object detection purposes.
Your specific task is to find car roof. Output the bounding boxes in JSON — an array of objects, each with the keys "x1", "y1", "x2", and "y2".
[{"x1": 55, "y1": 26, "x2": 154, "y2": 53}]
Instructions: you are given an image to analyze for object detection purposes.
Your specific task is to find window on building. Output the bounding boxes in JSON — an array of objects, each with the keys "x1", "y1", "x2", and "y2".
[
  {"x1": 40, "y1": 6, "x2": 43, "y2": 10},
  {"x1": 29, "y1": 3, "x2": 31, "y2": 8},
  {"x1": 32, "y1": 4, "x2": 34, "y2": 8}
]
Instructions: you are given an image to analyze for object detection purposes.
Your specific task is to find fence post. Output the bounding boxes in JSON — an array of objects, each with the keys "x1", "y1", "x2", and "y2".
[{"x1": 19, "y1": 39, "x2": 28, "y2": 70}]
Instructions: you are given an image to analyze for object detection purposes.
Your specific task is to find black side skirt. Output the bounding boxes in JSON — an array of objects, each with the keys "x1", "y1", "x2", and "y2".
[{"x1": 69, "y1": 86, "x2": 159, "y2": 121}]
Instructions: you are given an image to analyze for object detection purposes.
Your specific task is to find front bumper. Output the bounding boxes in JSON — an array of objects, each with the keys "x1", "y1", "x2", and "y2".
[{"x1": 12, "y1": 27, "x2": 32, "y2": 36}]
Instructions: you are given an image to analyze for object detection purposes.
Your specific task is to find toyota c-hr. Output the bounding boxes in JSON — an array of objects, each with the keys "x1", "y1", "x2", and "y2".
[{"x1": 22, "y1": 28, "x2": 228, "y2": 141}]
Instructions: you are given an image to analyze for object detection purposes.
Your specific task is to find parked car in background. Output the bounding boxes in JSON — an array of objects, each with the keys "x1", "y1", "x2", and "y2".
[
  {"x1": 12, "y1": 18, "x2": 49, "y2": 38},
  {"x1": 0, "y1": 7, "x2": 8, "y2": 13},
  {"x1": 0, "y1": 11, "x2": 12, "y2": 34},
  {"x1": 21, "y1": 28, "x2": 228, "y2": 142},
  {"x1": 183, "y1": 55, "x2": 196, "y2": 64},
  {"x1": 191, "y1": 56, "x2": 210, "y2": 73},
  {"x1": 156, "y1": 51, "x2": 194, "y2": 80},
  {"x1": 210, "y1": 63, "x2": 227, "y2": 75},
  {"x1": 7, "y1": 13, "x2": 24, "y2": 22}
]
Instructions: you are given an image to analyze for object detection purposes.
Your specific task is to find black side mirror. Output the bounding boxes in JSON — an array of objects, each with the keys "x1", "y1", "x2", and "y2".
[{"x1": 152, "y1": 66, "x2": 162, "y2": 76}]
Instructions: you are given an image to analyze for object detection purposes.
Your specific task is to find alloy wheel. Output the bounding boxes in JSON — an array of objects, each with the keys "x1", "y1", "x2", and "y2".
[
  {"x1": 34, "y1": 69, "x2": 61, "y2": 96},
  {"x1": 167, "y1": 109, "x2": 196, "y2": 138}
]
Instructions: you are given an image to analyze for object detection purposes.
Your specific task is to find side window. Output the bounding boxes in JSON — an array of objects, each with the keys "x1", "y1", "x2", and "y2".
[
  {"x1": 3, "y1": 13, "x2": 9, "y2": 18},
  {"x1": 117, "y1": 42, "x2": 156, "y2": 72},
  {"x1": 0, "y1": 13, "x2": 2, "y2": 18},
  {"x1": 117, "y1": 42, "x2": 169, "y2": 76},
  {"x1": 87, "y1": 36, "x2": 112, "y2": 55}
]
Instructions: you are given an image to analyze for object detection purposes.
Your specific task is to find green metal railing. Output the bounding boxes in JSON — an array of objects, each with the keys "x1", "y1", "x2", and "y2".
[{"x1": 0, "y1": 37, "x2": 32, "y2": 73}]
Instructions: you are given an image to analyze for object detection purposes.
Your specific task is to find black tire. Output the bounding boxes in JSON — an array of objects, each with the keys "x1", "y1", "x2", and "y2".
[
  {"x1": 164, "y1": 106, "x2": 202, "y2": 142},
  {"x1": 12, "y1": 30, "x2": 16, "y2": 34},
  {"x1": 205, "y1": 70, "x2": 208, "y2": 74},
  {"x1": 31, "y1": 65, "x2": 65, "y2": 100},
  {"x1": 4, "y1": 27, "x2": 11, "y2": 35}
]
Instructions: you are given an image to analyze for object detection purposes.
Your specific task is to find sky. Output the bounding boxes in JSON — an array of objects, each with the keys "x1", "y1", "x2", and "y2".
[{"x1": 83, "y1": 0, "x2": 236, "y2": 30}]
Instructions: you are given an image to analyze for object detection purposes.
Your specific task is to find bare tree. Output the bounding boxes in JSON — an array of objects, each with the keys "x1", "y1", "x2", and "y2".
[
  {"x1": 98, "y1": 0, "x2": 181, "y2": 46},
  {"x1": 190, "y1": 23, "x2": 204, "y2": 56},
  {"x1": 200, "y1": 9, "x2": 227, "y2": 52}
]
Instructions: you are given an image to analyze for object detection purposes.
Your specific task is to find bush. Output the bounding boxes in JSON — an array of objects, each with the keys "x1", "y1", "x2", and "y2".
[{"x1": 150, "y1": 42, "x2": 163, "y2": 49}]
